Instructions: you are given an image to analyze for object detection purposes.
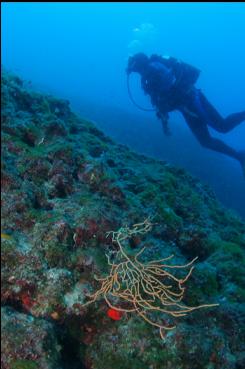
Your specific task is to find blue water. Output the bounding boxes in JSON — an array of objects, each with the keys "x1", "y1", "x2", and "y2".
[{"x1": 2, "y1": 2, "x2": 245, "y2": 217}]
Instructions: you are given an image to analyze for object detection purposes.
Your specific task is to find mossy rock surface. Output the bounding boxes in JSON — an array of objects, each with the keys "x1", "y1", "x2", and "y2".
[{"x1": 1, "y1": 69, "x2": 245, "y2": 369}]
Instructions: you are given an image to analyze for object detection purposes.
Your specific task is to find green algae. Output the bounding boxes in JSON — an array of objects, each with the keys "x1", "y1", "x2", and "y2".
[
  {"x1": 155, "y1": 202, "x2": 183, "y2": 229},
  {"x1": 10, "y1": 360, "x2": 38, "y2": 369},
  {"x1": 186, "y1": 270, "x2": 219, "y2": 306}
]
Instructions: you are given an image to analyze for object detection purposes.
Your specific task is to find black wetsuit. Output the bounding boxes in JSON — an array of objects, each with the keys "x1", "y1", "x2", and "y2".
[{"x1": 141, "y1": 55, "x2": 245, "y2": 162}]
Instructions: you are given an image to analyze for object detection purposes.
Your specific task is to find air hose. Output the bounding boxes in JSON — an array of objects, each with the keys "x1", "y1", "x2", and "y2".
[{"x1": 127, "y1": 73, "x2": 156, "y2": 112}]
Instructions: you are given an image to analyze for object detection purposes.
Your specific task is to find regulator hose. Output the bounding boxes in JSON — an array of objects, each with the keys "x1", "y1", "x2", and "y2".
[{"x1": 127, "y1": 73, "x2": 156, "y2": 112}]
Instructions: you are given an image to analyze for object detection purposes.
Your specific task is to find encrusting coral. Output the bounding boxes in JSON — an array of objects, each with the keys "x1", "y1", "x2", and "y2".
[{"x1": 82, "y1": 219, "x2": 219, "y2": 339}]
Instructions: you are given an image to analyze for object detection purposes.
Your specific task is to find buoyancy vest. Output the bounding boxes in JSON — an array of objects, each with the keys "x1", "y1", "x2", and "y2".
[
  {"x1": 149, "y1": 54, "x2": 201, "y2": 93},
  {"x1": 142, "y1": 55, "x2": 201, "y2": 112}
]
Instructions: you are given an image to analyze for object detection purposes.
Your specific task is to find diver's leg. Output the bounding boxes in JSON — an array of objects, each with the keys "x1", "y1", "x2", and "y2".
[
  {"x1": 224, "y1": 111, "x2": 245, "y2": 130},
  {"x1": 182, "y1": 112, "x2": 242, "y2": 161},
  {"x1": 199, "y1": 92, "x2": 245, "y2": 133}
]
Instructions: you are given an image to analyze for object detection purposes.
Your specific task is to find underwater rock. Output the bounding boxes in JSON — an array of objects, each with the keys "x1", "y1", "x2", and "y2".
[
  {"x1": 1, "y1": 307, "x2": 61, "y2": 369},
  {"x1": 1, "y1": 69, "x2": 245, "y2": 369}
]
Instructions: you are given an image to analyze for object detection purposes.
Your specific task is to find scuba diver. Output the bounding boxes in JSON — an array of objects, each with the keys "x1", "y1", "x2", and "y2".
[{"x1": 126, "y1": 52, "x2": 245, "y2": 175}]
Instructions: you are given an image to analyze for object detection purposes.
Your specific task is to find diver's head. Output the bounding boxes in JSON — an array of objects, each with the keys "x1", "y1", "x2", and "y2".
[{"x1": 126, "y1": 53, "x2": 149, "y2": 75}]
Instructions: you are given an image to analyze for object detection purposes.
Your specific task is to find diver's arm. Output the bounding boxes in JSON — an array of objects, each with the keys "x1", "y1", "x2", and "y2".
[
  {"x1": 156, "y1": 110, "x2": 171, "y2": 136},
  {"x1": 142, "y1": 75, "x2": 171, "y2": 136}
]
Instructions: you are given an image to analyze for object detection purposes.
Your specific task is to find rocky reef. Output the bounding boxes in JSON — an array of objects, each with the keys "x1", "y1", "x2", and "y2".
[{"x1": 1, "y1": 69, "x2": 245, "y2": 369}]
